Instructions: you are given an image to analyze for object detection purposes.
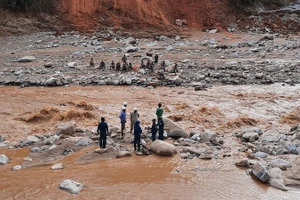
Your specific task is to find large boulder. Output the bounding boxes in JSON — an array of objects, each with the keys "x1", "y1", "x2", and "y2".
[
  {"x1": 283, "y1": 155, "x2": 300, "y2": 187},
  {"x1": 168, "y1": 129, "x2": 189, "y2": 138},
  {"x1": 59, "y1": 179, "x2": 83, "y2": 194},
  {"x1": 18, "y1": 56, "x2": 36, "y2": 62},
  {"x1": 163, "y1": 118, "x2": 183, "y2": 131},
  {"x1": 45, "y1": 77, "x2": 57, "y2": 86},
  {"x1": 251, "y1": 163, "x2": 270, "y2": 183},
  {"x1": 0, "y1": 154, "x2": 9, "y2": 165},
  {"x1": 268, "y1": 168, "x2": 288, "y2": 191},
  {"x1": 56, "y1": 121, "x2": 76, "y2": 136},
  {"x1": 260, "y1": 130, "x2": 282, "y2": 143},
  {"x1": 150, "y1": 140, "x2": 177, "y2": 156}
]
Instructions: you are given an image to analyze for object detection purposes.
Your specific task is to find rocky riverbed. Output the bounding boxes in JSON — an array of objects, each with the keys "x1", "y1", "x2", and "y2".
[
  {"x1": 0, "y1": 31, "x2": 300, "y2": 88},
  {"x1": 1, "y1": 31, "x2": 300, "y2": 199}
]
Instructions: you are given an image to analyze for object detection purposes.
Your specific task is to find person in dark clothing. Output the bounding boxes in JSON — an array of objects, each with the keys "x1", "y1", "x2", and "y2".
[
  {"x1": 134, "y1": 120, "x2": 142, "y2": 151},
  {"x1": 154, "y1": 54, "x2": 159, "y2": 64},
  {"x1": 128, "y1": 63, "x2": 133, "y2": 71},
  {"x1": 110, "y1": 61, "x2": 115, "y2": 70},
  {"x1": 97, "y1": 117, "x2": 108, "y2": 148},
  {"x1": 158, "y1": 117, "x2": 164, "y2": 140},
  {"x1": 116, "y1": 62, "x2": 121, "y2": 71},
  {"x1": 119, "y1": 107, "x2": 127, "y2": 137},
  {"x1": 151, "y1": 119, "x2": 157, "y2": 142},
  {"x1": 99, "y1": 61, "x2": 105, "y2": 69}
]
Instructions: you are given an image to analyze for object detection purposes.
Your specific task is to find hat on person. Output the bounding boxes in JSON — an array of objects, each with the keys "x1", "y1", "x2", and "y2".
[
  {"x1": 122, "y1": 106, "x2": 126, "y2": 110},
  {"x1": 123, "y1": 102, "x2": 127, "y2": 106},
  {"x1": 133, "y1": 107, "x2": 138, "y2": 111}
]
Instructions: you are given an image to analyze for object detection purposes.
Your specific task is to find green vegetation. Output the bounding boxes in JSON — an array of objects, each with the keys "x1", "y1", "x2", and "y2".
[{"x1": 0, "y1": 0, "x2": 56, "y2": 13}]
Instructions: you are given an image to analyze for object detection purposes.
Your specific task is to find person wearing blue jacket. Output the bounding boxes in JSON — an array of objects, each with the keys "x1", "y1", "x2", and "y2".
[
  {"x1": 134, "y1": 120, "x2": 142, "y2": 151},
  {"x1": 119, "y1": 106, "x2": 127, "y2": 137}
]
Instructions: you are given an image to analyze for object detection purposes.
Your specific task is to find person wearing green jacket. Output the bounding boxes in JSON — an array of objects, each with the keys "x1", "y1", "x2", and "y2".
[{"x1": 156, "y1": 103, "x2": 163, "y2": 121}]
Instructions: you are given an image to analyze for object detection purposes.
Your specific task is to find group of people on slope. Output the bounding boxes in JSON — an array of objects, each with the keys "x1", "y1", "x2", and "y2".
[{"x1": 97, "y1": 102, "x2": 165, "y2": 152}]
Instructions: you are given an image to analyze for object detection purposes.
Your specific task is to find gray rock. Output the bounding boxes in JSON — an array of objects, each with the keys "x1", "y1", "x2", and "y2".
[
  {"x1": 27, "y1": 136, "x2": 40, "y2": 143},
  {"x1": 175, "y1": 19, "x2": 183, "y2": 26},
  {"x1": 12, "y1": 165, "x2": 22, "y2": 171},
  {"x1": 31, "y1": 147, "x2": 41, "y2": 153},
  {"x1": 182, "y1": 147, "x2": 206, "y2": 155},
  {"x1": 57, "y1": 121, "x2": 76, "y2": 136},
  {"x1": 168, "y1": 129, "x2": 189, "y2": 138},
  {"x1": 269, "y1": 167, "x2": 288, "y2": 191},
  {"x1": 260, "y1": 130, "x2": 282, "y2": 143},
  {"x1": 67, "y1": 62, "x2": 77, "y2": 68},
  {"x1": 163, "y1": 118, "x2": 183, "y2": 131},
  {"x1": 243, "y1": 127, "x2": 263, "y2": 135},
  {"x1": 235, "y1": 160, "x2": 253, "y2": 168},
  {"x1": 180, "y1": 153, "x2": 189, "y2": 159},
  {"x1": 45, "y1": 77, "x2": 57, "y2": 86},
  {"x1": 150, "y1": 140, "x2": 177, "y2": 156},
  {"x1": 270, "y1": 158, "x2": 292, "y2": 170},
  {"x1": 116, "y1": 151, "x2": 132, "y2": 158},
  {"x1": 18, "y1": 56, "x2": 36, "y2": 62},
  {"x1": 208, "y1": 29, "x2": 218, "y2": 33},
  {"x1": 44, "y1": 135, "x2": 59, "y2": 145},
  {"x1": 199, "y1": 151, "x2": 214, "y2": 159},
  {"x1": 75, "y1": 138, "x2": 92, "y2": 146},
  {"x1": 191, "y1": 133, "x2": 201, "y2": 141},
  {"x1": 59, "y1": 179, "x2": 83, "y2": 194},
  {"x1": 201, "y1": 131, "x2": 217, "y2": 143},
  {"x1": 242, "y1": 131, "x2": 259, "y2": 142},
  {"x1": 51, "y1": 163, "x2": 64, "y2": 170},
  {"x1": 286, "y1": 143, "x2": 299, "y2": 154},
  {"x1": 0, "y1": 154, "x2": 9, "y2": 165},
  {"x1": 0, "y1": 136, "x2": 5, "y2": 142},
  {"x1": 251, "y1": 163, "x2": 270, "y2": 183},
  {"x1": 124, "y1": 45, "x2": 138, "y2": 53},
  {"x1": 255, "y1": 152, "x2": 268, "y2": 159},
  {"x1": 44, "y1": 62, "x2": 53, "y2": 68}
]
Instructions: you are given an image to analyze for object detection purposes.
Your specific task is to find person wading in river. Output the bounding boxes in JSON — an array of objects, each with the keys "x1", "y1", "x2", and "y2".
[
  {"x1": 119, "y1": 106, "x2": 127, "y2": 137},
  {"x1": 134, "y1": 120, "x2": 142, "y2": 151},
  {"x1": 130, "y1": 107, "x2": 140, "y2": 134},
  {"x1": 97, "y1": 117, "x2": 108, "y2": 149}
]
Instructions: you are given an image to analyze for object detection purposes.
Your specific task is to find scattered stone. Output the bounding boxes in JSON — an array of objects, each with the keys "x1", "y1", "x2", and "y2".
[
  {"x1": 201, "y1": 131, "x2": 217, "y2": 143},
  {"x1": 31, "y1": 147, "x2": 41, "y2": 153},
  {"x1": 116, "y1": 151, "x2": 132, "y2": 158},
  {"x1": 44, "y1": 62, "x2": 53, "y2": 68},
  {"x1": 12, "y1": 165, "x2": 22, "y2": 171},
  {"x1": 182, "y1": 147, "x2": 206, "y2": 156},
  {"x1": 260, "y1": 130, "x2": 282, "y2": 143},
  {"x1": 208, "y1": 29, "x2": 218, "y2": 33},
  {"x1": 150, "y1": 140, "x2": 177, "y2": 156},
  {"x1": 251, "y1": 163, "x2": 270, "y2": 183},
  {"x1": 242, "y1": 131, "x2": 259, "y2": 142},
  {"x1": 175, "y1": 19, "x2": 183, "y2": 26},
  {"x1": 168, "y1": 129, "x2": 189, "y2": 138},
  {"x1": 23, "y1": 157, "x2": 33, "y2": 162},
  {"x1": 180, "y1": 153, "x2": 189, "y2": 159},
  {"x1": 45, "y1": 77, "x2": 58, "y2": 86},
  {"x1": 268, "y1": 167, "x2": 288, "y2": 191},
  {"x1": 18, "y1": 56, "x2": 36, "y2": 62},
  {"x1": 56, "y1": 121, "x2": 76, "y2": 136},
  {"x1": 255, "y1": 152, "x2": 268, "y2": 159},
  {"x1": 0, "y1": 154, "x2": 9, "y2": 165},
  {"x1": 124, "y1": 45, "x2": 138, "y2": 53},
  {"x1": 75, "y1": 138, "x2": 92, "y2": 146},
  {"x1": 94, "y1": 148, "x2": 107, "y2": 154},
  {"x1": 67, "y1": 62, "x2": 77, "y2": 68},
  {"x1": 59, "y1": 179, "x2": 83, "y2": 194},
  {"x1": 51, "y1": 163, "x2": 64, "y2": 170},
  {"x1": 199, "y1": 151, "x2": 214, "y2": 159},
  {"x1": 27, "y1": 136, "x2": 40, "y2": 143},
  {"x1": 270, "y1": 158, "x2": 292, "y2": 170}
]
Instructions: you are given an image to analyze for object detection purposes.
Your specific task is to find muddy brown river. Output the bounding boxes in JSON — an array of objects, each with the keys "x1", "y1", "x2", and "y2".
[{"x1": 1, "y1": 85, "x2": 300, "y2": 199}]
